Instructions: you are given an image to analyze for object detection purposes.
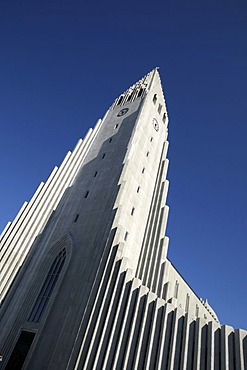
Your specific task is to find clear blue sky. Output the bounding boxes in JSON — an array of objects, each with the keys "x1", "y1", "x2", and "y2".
[{"x1": 0, "y1": 0, "x2": 246, "y2": 329}]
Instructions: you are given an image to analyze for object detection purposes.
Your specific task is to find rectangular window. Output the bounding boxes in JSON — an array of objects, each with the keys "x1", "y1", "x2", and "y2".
[
  {"x1": 84, "y1": 191, "x2": 89, "y2": 198},
  {"x1": 102, "y1": 153, "x2": 105, "y2": 159},
  {"x1": 137, "y1": 186, "x2": 140, "y2": 193},
  {"x1": 158, "y1": 104, "x2": 162, "y2": 114},
  {"x1": 142, "y1": 167, "x2": 145, "y2": 174},
  {"x1": 94, "y1": 171, "x2": 98, "y2": 177},
  {"x1": 114, "y1": 124, "x2": 119, "y2": 129},
  {"x1": 138, "y1": 88, "x2": 143, "y2": 97},
  {"x1": 146, "y1": 151, "x2": 150, "y2": 157},
  {"x1": 124, "y1": 232, "x2": 129, "y2": 241},
  {"x1": 131, "y1": 207, "x2": 135, "y2": 216},
  {"x1": 6, "y1": 331, "x2": 35, "y2": 370},
  {"x1": 109, "y1": 138, "x2": 112, "y2": 143}
]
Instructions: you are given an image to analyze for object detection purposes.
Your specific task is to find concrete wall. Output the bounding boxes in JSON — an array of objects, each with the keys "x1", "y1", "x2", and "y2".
[{"x1": 0, "y1": 69, "x2": 246, "y2": 369}]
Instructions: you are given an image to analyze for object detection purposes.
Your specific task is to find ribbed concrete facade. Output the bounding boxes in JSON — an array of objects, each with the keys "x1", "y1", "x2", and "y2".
[{"x1": 0, "y1": 69, "x2": 246, "y2": 369}]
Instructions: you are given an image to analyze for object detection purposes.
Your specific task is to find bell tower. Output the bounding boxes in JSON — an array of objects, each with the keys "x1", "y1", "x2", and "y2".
[{"x1": 0, "y1": 69, "x2": 246, "y2": 370}]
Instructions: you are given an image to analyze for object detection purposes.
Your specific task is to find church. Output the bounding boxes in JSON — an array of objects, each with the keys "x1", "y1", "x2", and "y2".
[{"x1": 0, "y1": 69, "x2": 246, "y2": 369}]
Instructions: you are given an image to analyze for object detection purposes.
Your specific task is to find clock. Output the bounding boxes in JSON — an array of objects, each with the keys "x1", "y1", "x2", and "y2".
[
  {"x1": 117, "y1": 108, "x2": 129, "y2": 117},
  {"x1": 152, "y1": 118, "x2": 159, "y2": 131}
]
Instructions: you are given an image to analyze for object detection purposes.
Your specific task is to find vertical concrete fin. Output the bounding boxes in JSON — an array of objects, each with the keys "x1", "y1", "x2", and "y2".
[
  {"x1": 144, "y1": 298, "x2": 162, "y2": 369},
  {"x1": 234, "y1": 329, "x2": 246, "y2": 369},
  {"x1": 110, "y1": 278, "x2": 144, "y2": 369},
  {"x1": 0, "y1": 123, "x2": 104, "y2": 300},
  {"x1": 206, "y1": 321, "x2": 214, "y2": 370},
  {"x1": 179, "y1": 313, "x2": 190, "y2": 370}
]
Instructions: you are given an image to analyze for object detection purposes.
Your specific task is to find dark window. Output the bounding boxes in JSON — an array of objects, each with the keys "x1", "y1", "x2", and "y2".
[
  {"x1": 142, "y1": 167, "x2": 145, "y2": 174},
  {"x1": 153, "y1": 94, "x2": 157, "y2": 104},
  {"x1": 114, "y1": 124, "x2": 119, "y2": 129},
  {"x1": 150, "y1": 137, "x2": 153, "y2": 142},
  {"x1": 28, "y1": 249, "x2": 66, "y2": 323},
  {"x1": 74, "y1": 214, "x2": 79, "y2": 222},
  {"x1": 146, "y1": 151, "x2": 150, "y2": 157},
  {"x1": 158, "y1": 104, "x2": 162, "y2": 114},
  {"x1": 163, "y1": 112, "x2": 166, "y2": 123},
  {"x1": 102, "y1": 153, "x2": 105, "y2": 159},
  {"x1": 84, "y1": 191, "x2": 89, "y2": 198},
  {"x1": 131, "y1": 207, "x2": 135, "y2": 216},
  {"x1": 117, "y1": 95, "x2": 124, "y2": 105},
  {"x1": 137, "y1": 186, "x2": 140, "y2": 193},
  {"x1": 124, "y1": 232, "x2": 129, "y2": 241},
  {"x1": 138, "y1": 88, "x2": 143, "y2": 97},
  {"x1": 6, "y1": 331, "x2": 35, "y2": 370},
  {"x1": 109, "y1": 138, "x2": 112, "y2": 143},
  {"x1": 94, "y1": 171, "x2": 98, "y2": 177},
  {"x1": 127, "y1": 92, "x2": 133, "y2": 101}
]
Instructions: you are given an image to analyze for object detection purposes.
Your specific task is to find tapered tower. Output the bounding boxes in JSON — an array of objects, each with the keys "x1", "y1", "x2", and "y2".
[{"x1": 0, "y1": 69, "x2": 246, "y2": 369}]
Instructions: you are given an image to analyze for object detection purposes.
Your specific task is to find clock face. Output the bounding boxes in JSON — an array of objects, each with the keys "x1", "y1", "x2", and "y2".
[
  {"x1": 152, "y1": 118, "x2": 159, "y2": 131},
  {"x1": 117, "y1": 108, "x2": 129, "y2": 117}
]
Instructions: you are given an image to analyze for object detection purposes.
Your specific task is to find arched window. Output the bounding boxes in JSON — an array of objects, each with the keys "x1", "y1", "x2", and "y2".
[{"x1": 28, "y1": 248, "x2": 66, "y2": 323}]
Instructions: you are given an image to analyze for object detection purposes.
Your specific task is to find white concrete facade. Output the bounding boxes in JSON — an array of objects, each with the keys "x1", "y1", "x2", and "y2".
[{"x1": 0, "y1": 69, "x2": 246, "y2": 369}]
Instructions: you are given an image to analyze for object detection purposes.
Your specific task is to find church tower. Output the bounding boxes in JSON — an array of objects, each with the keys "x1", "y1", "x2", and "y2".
[{"x1": 0, "y1": 69, "x2": 246, "y2": 369}]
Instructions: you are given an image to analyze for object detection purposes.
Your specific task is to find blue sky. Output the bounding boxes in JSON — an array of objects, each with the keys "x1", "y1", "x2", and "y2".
[{"x1": 0, "y1": 0, "x2": 246, "y2": 329}]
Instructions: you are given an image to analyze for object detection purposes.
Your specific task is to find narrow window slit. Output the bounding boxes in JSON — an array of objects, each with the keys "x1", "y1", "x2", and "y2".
[
  {"x1": 74, "y1": 214, "x2": 79, "y2": 222},
  {"x1": 84, "y1": 191, "x2": 89, "y2": 198}
]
